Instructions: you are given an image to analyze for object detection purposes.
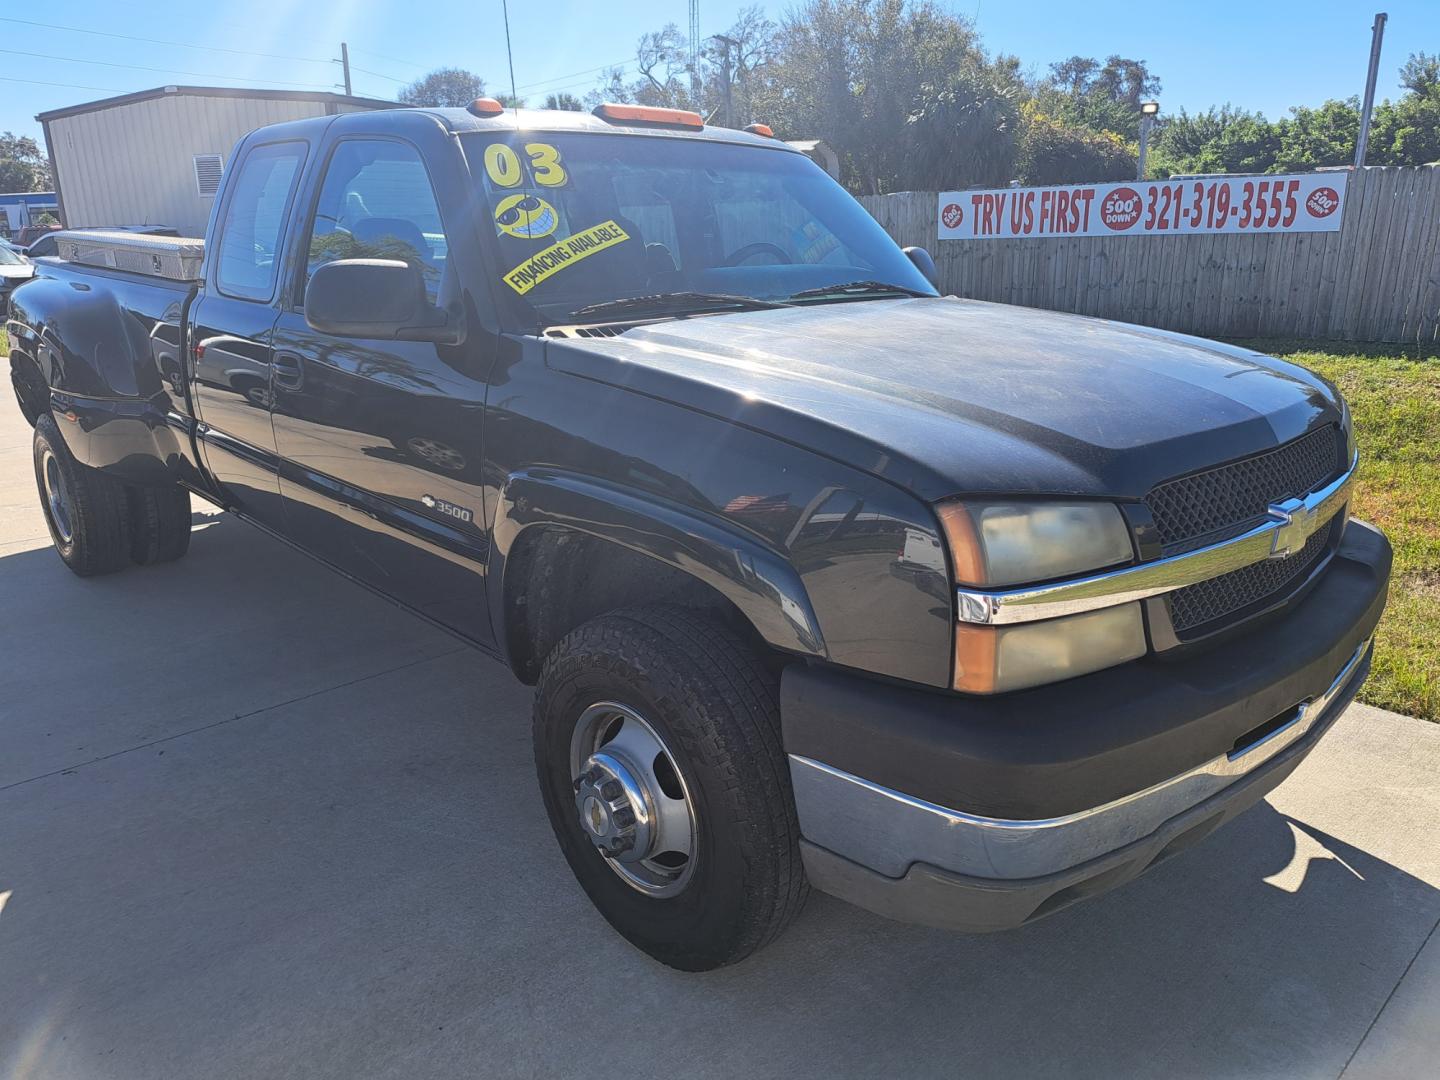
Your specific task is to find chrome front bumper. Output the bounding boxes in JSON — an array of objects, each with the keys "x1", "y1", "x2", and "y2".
[{"x1": 791, "y1": 636, "x2": 1372, "y2": 930}]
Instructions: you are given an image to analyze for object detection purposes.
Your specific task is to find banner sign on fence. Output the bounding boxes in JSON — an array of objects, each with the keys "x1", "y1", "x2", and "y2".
[{"x1": 937, "y1": 173, "x2": 1347, "y2": 241}]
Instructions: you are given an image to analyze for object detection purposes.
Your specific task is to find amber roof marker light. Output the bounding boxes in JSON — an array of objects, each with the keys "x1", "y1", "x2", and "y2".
[
  {"x1": 743, "y1": 123, "x2": 774, "y2": 138},
  {"x1": 592, "y1": 103, "x2": 704, "y2": 130},
  {"x1": 467, "y1": 97, "x2": 506, "y2": 118}
]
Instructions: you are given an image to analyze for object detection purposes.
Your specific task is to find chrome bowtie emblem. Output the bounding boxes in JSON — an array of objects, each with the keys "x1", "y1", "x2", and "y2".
[{"x1": 1267, "y1": 497, "x2": 1317, "y2": 559}]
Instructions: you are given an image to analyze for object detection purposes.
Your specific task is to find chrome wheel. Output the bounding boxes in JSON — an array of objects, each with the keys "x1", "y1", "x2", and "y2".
[
  {"x1": 570, "y1": 702, "x2": 697, "y2": 897},
  {"x1": 41, "y1": 448, "x2": 74, "y2": 544}
]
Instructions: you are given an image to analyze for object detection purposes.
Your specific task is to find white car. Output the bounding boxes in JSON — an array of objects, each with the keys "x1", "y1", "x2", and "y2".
[{"x1": 0, "y1": 243, "x2": 36, "y2": 305}]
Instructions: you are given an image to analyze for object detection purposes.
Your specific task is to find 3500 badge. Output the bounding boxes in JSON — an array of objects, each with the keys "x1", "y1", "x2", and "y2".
[{"x1": 420, "y1": 494, "x2": 475, "y2": 525}]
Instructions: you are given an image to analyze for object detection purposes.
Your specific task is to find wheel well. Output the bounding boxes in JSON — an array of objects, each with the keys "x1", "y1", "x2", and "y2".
[
  {"x1": 504, "y1": 526, "x2": 775, "y2": 684},
  {"x1": 10, "y1": 351, "x2": 48, "y2": 427}
]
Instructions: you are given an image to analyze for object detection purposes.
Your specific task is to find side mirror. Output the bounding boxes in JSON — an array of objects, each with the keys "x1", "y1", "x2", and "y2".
[
  {"x1": 903, "y1": 246, "x2": 939, "y2": 290},
  {"x1": 304, "y1": 259, "x2": 461, "y2": 343}
]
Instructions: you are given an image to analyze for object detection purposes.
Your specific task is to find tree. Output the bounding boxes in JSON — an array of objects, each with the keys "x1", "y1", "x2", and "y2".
[
  {"x1": 1400, "y1": 52, "x2": 1439, "y2": 97},
  {"x1": 706, "y1": 7, "x2": 778, "y2": 127},
  {"x1": 1039, "y1": 55, "x2": 1160, "y2": 137},
  {"x1": 584, "y1": 6, "x2": 779, "y2": 125},
  {"x1": 1274, "y1": 98, "x2": 1359, "y2": 172},
  {"x1": 753, "y1": 0, "x2": 1022, "y2": 193},
  {"x1": 1148, "y1": 107, "x2": 1280, "y2": 177},
  {"x1": 1371, "y1": 52, "x2": 1440, "y2": 166},
  {"x1": 0, "y1": 132, "x2": 51, "y2": 192},
  {"x1": 1016, "y1": 101, "x2": 1135, "y2": 184},
  {"x1": 398, "y1": 68, "x2": 487, "y2": 108},
  {"x1": 543, "y1": 92, "x2": 584, "y2": 111}
]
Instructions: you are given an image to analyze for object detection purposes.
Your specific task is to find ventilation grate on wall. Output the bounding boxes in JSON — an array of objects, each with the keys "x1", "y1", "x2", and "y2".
[{"x1": 193, "y1": 154, "x2": 224, "y2": 197}]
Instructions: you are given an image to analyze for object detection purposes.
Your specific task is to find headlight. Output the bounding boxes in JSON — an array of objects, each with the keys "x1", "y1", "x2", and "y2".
[
  {"x1": 937, "y1": 501, "x2": 1133, "y2": 587},
  {"x1": 952, "y1": 604, "x2": 1147, "y2": 693},
  {"x1": 938, "y1": 499, "x2": 1143, "y2": 693}
]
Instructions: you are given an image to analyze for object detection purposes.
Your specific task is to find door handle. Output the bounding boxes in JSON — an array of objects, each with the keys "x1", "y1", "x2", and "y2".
[{"x1": 272, "y1": 352, "x2": 304, "y2": 391}]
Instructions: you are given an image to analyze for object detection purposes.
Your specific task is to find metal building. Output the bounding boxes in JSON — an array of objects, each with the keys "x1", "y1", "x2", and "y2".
[
  {"x1": 0, "y1": 191, "x2": 60, "y2": 240},
  {"x1": 38, "y1": 86, "x2": 396, "y2": 237}
]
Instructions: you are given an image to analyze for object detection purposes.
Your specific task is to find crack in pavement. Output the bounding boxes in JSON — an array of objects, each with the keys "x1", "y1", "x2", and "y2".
[
  {"x1": 1338, "y1": 911, "x2": 1440, "y2": 1078},
  {"x1": 0, "y1": 646, "x2": 470, "y2": 794}
]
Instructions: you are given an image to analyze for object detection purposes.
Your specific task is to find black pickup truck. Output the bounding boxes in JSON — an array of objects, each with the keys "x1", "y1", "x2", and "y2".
[{"x1": 7, "y1": 101, "x2": 1390, "y2": 971}]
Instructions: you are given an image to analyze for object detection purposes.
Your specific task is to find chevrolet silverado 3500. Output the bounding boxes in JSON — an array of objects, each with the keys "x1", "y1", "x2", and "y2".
[{"x1": 7, "y1": 101, "x2": 1389, "y2": 970}]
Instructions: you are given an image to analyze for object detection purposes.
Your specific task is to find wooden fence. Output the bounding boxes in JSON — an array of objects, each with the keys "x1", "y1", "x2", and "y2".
[{"x1": 858, "y1": 166, "x2": 1440, "y2": 344}]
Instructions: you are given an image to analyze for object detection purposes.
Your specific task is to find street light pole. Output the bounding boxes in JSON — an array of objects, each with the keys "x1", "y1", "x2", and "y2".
[
  {"x1": 1137, "y1": 101, "x2": 1160, "y2": 181},
  {"x1": 1354, "y1": 12, "x2": 1388, "y2": 168}
]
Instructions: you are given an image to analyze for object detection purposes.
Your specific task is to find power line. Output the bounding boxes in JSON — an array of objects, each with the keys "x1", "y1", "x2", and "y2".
[
  {"x1": 348, "y1": 47, "x2": 429, "y2": 72},
  {"x1": 0, "y1": 15, "x2": 332, "y2": 64},
  {"x1": 527, "y1": 67, "x2": 638, "y2": 99},
  {"x1": 0, "y1": 45, "x2": 335, "y2": 89},
  {"x1": 349, "y1": 64, "x2": 408, "y2": 85},
  {"x1": 0, "y1": 73, "x2": 125, "y2": 94},
  {"x1": 517, "y1": 59, "x2": 635, "y2": 92}
]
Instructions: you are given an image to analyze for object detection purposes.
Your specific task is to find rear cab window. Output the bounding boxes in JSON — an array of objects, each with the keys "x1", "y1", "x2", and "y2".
[{"x1": 214, "y1": 141, "x2": 307, "y2": 302}]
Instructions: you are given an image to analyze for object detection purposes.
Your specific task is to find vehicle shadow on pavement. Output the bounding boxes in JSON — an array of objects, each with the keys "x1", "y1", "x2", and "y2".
[{"x1": 1, "y1": 513, "x2": 1435, "y2": 1080}]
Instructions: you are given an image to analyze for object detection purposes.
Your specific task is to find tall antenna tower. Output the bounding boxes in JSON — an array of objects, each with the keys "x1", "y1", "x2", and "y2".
[{"x1": 688, "y1": 0, "x2": 702, "y2": 94}]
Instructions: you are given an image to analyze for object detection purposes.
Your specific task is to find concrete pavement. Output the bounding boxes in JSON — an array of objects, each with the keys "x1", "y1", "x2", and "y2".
[{"x1": 2, "y1": 397, "x2": 1438, "y2": 1079}]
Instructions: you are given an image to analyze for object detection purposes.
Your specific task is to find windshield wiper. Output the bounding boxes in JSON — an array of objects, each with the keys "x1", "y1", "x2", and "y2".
[
  {"x1": 786, "y1": 280, "x2": 932, "y2": 301},
  {"x1": 566, "y1": 291, "x2": 790, "y2": 321}
]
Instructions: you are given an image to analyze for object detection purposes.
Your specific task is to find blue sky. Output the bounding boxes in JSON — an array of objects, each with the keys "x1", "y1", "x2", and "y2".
[{"x1": 2, "y1": 1, "x2": 1436, "y2": 151}]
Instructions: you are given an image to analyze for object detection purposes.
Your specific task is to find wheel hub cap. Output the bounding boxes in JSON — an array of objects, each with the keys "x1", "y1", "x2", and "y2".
[
  {"x1": 569, "y1": 702, "x2": 697, "y2": 896},
  {"x1": 572, "y1": 752, "x2": 651, "y2": 862},
  {"x1": 41, "y1": 449, "x2": 74, "y2": 544}
]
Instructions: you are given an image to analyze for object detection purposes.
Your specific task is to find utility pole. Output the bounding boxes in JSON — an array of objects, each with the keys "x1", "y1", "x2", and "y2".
[
  {"x1": 688, "y1": 0, "x2": 702, "y2": 97},
  {"x1": 714, "y1": 35, "x2": 737, "y2": 128},
  {"x1": 1354, "y1": 12, "x2": 1387, "y2": 168},
  {"x1": 339, "y1": 42, "x2": 352, "y2": 96}
]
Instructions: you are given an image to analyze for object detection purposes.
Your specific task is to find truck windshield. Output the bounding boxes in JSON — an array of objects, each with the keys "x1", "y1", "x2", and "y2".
[{"x1": 463, "y1": 132, "x2": 936, "y2": 324}]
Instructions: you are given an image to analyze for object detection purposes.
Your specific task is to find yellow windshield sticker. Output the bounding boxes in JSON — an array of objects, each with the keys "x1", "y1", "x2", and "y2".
[
  {"x1": 483, "y1": 142, "x2": 568, "y2": 189},
  {"x1": 495, "y1": 194, "x2": 559, "y2": 239},
  {"x1": 483, "y1": 143, "x2": 524, "y2": 188},
  {"x1": 503, "y1": 220, "x2": 631, "y2": 295},
  {"x1": 524, "y1": 142, "x2": 568, "y2": 187}
]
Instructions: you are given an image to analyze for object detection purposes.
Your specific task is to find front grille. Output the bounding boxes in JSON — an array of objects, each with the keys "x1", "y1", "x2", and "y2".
[
  {"x1": 1167, "y1": 516, "x2": 1340, "y2": 637},
  {"x1": 1146, "y1": 426, "x2": 1345, "y2": 554}
]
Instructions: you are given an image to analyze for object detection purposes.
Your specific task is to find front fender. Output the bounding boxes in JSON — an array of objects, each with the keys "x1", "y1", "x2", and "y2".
[{"x1": 493, "y1": 468, "x2": 827, "y2": 659}]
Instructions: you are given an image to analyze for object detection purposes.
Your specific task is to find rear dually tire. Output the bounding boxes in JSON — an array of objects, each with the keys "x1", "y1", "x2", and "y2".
[{"x1": 33, "y1": 413, "x2": 132, "y2": 577}]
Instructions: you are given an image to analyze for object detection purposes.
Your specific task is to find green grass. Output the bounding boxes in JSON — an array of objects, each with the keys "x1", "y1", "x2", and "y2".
[
  {"x1": 6, "y1": 321, "x2": 1436, "y2": 716},
  {"x1": 1237, "y1": 340, "x2": 1440, "y2": 721}
]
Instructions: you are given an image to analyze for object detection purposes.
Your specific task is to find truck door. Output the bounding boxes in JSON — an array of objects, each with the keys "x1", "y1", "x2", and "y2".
[
  {"x1": 189, "y1": 139, "x2": 308, "y2": 529},
  {"x1": 269, "y1": 136, "x2": 494, "y2": 646}
]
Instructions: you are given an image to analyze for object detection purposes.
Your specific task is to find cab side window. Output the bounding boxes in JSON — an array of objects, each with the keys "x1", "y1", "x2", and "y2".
[
  {"x1": 214, "y1": 142, "x2": 306, "y2": 301},
  {"x1": 303, "y1": 140, "x2": 449, "y2": 306}
]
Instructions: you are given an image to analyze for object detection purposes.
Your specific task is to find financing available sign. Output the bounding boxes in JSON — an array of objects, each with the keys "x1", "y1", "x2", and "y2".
[{"x1": 937, "y1": 173, "x2": 1347, "y2": 241}]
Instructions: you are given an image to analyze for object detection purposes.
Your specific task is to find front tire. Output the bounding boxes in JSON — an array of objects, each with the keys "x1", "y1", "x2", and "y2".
[
  {"x1": 33, "y1": 413, "x2": 131, "y2": 576},
  {"x1": 533, "y1": 606, "x2": 809, "y2": 971}
]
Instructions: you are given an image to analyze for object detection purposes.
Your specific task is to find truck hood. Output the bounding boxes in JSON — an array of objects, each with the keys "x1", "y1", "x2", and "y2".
[{"x1": 545, "y1": 297, "x2": 1342, "y2": 501}]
